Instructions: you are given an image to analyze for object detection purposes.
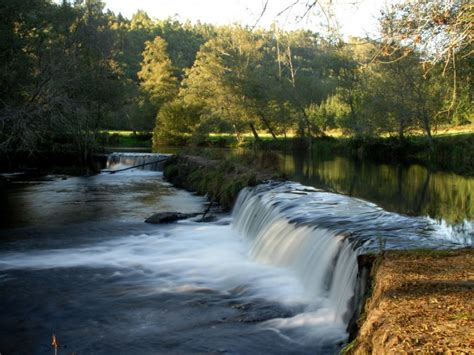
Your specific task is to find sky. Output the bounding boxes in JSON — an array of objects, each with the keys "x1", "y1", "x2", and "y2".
[{"x1": 103, "y1": 0, "x2": 392, "y2": 38}]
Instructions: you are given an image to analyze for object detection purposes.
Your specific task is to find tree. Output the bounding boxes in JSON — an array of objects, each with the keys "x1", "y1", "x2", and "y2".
[
  {"x1": 379, "y1": 0, "x2": 472, "y2": 66},
  {"x1": 153, "y1": 100, "x2": 204, "y2": 146},
  {"x1": 138, "y1": 36, "x2": 178, "y2": 112},
  {"x1": 0, "y1": 0, "x2": 129, "y2": 161},
  {"x1": 179, "y1": 26, "x2": 270, "y2": 143}
]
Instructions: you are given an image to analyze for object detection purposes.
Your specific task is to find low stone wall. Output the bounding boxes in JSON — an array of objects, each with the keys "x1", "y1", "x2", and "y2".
[{"x1": 163, "y1": 155, "x2": 279, "y2": 210}]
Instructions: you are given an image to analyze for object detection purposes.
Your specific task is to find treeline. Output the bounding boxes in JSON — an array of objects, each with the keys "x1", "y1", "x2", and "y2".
[
  {"x1": 0, "y1": 0, "x2": 211, "y2": 161},
  {"x1": 0, "y1": 0, "x2": 472, "y2": 162},
  {"x1": 148, "y1": 21, "x2": 472, "y2": 148}
]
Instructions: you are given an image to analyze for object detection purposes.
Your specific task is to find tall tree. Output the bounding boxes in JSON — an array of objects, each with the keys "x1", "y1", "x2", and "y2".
[{"x1": 138, "y1": 36, "x2": 178, "y2": 110}]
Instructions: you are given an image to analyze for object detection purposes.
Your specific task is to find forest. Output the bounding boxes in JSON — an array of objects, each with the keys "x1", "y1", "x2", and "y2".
[{"x1": 0, "y1": 0, "x2": 472, "y2": 165}]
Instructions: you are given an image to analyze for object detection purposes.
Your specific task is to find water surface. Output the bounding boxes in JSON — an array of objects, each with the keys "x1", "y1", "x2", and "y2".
[{"x1": 0, "y1": 164, "x2": 344, "y2": 354}]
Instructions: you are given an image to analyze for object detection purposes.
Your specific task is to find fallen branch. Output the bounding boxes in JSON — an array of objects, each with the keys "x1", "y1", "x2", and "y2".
[{"x1": 103, "y1": 157, "x2": 169, "y2": 174}]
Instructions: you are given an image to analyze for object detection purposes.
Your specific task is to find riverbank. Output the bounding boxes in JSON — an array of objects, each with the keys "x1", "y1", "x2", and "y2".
[
  {"x1": 164, "y1": 154, "x2": 473, "y2": 353},
  {"x1": 156, "y1": 132, "x2": 474, "y2": 177},
  {"x1": 238, "y1": 133, "x2": 474, "y2": 177},
  {"x1": 99, "y1": 127, "x2": 474, "y2": 176},
  {"x1": 0, "y1": 151, "x2": 105, "y2": 176},
  {"x1": 163, "y1": 153, "x2": 284, "y2": 210},
  {"x1": 347, "y1": 249, "x2": 474, "y2": 354}
]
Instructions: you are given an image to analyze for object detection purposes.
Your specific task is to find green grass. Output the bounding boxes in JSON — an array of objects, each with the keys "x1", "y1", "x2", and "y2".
[
  {"x1": 100, "y1": 130, "x2": 138, "y2": 136},
  {"x1": 97, "y1": 131, "x2": 152, "y2": 148}
]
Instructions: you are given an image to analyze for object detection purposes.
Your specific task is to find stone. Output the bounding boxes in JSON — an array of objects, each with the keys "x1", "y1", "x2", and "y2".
[{"x1": 145, "y1": 212, "x2": 199, "y2": 224}]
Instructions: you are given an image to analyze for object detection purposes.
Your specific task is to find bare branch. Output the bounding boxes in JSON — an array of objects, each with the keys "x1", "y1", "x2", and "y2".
[{"x1": 252, "y1": 0, "x2": 270, "y2": 28}]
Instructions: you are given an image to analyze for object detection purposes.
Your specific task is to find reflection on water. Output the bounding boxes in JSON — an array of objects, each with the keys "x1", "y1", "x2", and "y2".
[
  {"x1": 0, "y1": 171, "x2": 205, "y2": 229},
  {"x1": 279, "y1": 153, "x2": 473, "y2": 226}
]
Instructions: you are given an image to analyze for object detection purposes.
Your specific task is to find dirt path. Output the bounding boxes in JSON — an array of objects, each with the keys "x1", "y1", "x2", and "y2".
[{"x1": 350, "y1": 249, "x2": 473, "y2": 354}]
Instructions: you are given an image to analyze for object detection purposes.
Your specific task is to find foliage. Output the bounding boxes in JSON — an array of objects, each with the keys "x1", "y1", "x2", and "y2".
[
  {"x1": 138, "y1": 36, "x2": 178, "y2": 108},
  {"x1": 0, "y1": 1, "x2": 472, "y2": 167},
  {"x1": 153, "y1": 100, "x2": 204, "y2": 146},
  {"x1": 164, "y1": 154, "x2": 281, "y2": 210}
]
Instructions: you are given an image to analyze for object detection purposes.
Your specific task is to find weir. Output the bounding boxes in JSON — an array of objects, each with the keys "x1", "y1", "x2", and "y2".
[
  {"x1": 106, "y1": 152, "x2": 170, "y2": 171},
  {"x1": 231, "y1": 182, "x2": 456, "y2": 331},
  {"x1": 1, "y1": 153, "x2": 470, "y2": 353},
  {"x1": 106, "y1": 153, "x2": 468, "y2": 338}
]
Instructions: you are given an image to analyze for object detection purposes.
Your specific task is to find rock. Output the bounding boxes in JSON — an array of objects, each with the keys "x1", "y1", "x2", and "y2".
[
  {"x1": 198, "y1": 215, "x2": 217, "y2": 223},
  {"x1": 145, "y1": 212, "x2": 199, "y2": 224}
]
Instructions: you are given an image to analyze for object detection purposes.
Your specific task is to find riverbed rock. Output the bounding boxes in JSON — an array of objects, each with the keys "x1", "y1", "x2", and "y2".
[{"x1": 145, "y1": 212, "x2": 199, "y2": 224}]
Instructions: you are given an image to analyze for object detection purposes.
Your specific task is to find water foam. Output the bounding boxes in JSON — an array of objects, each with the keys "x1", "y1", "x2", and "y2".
[
  {"x1": 106, "y1": 152, "x2": 171, "y2": 172},
  {"x1": 232, "y1": 184, "x2": 360, "y2": 326}
]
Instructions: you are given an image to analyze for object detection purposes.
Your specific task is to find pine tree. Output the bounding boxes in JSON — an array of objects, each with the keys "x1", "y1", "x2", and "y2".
[{"x1": 138, "y1": 36, "x2": 178, "y2": 108}]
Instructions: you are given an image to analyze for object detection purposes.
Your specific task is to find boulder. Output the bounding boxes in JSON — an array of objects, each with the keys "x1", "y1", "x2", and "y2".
[{"x1": 145, "y1": 212, "x2": 199, "y2": 224}]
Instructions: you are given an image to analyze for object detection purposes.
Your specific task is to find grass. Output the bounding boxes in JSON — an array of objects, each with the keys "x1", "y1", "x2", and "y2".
[
  {"x1": 98, "y1": 130, "x2": 152, "y2": 148},
  {"x1": 163, "y1": 152, "x2": 284, "y2": 210},
  {"x1": 99, "y1": 130, "x2": 138, "y2": 136}
]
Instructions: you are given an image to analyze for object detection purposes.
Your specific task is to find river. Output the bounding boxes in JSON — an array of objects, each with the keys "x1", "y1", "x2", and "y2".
[{"x1": 0, "y1": 152, "x2": 471, "y2": 354}]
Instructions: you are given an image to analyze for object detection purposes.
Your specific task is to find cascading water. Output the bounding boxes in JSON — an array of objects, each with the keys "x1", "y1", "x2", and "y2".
[
  {"x1": 233, "y1": 190, "x2": 358, "y2": 326},
  {"x1": 106, "y1": 152, "x2": 171, "y2": 171},
  {"x1": 1, "y1": 155, "x2": 470, "y2": 353},
  {"x1": 231, "y1": 181, "x2": 468, "y2": 336}
]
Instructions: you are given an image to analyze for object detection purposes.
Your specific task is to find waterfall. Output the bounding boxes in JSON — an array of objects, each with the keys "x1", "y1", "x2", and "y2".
[
  {"x1": 106, "y1": 152, "x2": 171, "y2": 172},
  {"x1": 232, "y1": 184, "x2": 359, "y2": 325},
  {"x1": 231, "y1": 181, "x2": 443, "y2": 327}
]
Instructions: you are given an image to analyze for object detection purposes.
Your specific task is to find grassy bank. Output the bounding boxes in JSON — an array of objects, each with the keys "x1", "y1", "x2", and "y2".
[
  {"x1": 163, "y1": 152, "x2": 284, "y2": 210},
  {"x1": 102, "y1": 127, "x2": 474, "y2": 176},
  {"x1": 239, "y1": 134, "x2": 474, "y2": 176},
  {"x1": 155, "y1": 130, "x2": 474, "y2": 176},
  {"x1": 98, "y1": 131, "x2": 152, "y2": 148},
  {"x1": 347, "y1": 249, "x2": 474, "y2": 354}
]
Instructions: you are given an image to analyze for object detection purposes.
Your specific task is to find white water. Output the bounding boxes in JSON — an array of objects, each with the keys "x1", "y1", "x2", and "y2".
[
  {"x1": 233, "y1": 186, "x2": 360, "y2": 329},
  {"x1": 106, "y1": 152, "x2": 171, "y2": 171},
  {"x1": 2, "y1": 154, "x2": 468, "y2": 353},
  {"x1": 0, "y1": 223, "x2": 310, "y2": 304},
  {"x1": 430, "y1": 218, "x2": 474, "y2": 246}
]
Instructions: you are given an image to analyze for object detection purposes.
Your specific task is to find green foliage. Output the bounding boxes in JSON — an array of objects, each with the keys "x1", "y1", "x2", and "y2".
[
  {"x1": 1, "y1": 1, "x2": 472, "y2": 170},
  {"x1": 97, "y1": 131, "x2": 152, "y2": 148},
  {"x1": 153, "y1": 100, "x2": 204, "y2": 146},
  {"x1": 305, "y1": 93, "x2": 350, "y2": 132},
  {"x1": 164, "y1": 154, "x2": 274, "y2": 210},
  {"x1": 138, "y1": 36, "x2": 178, "y2": 107}
]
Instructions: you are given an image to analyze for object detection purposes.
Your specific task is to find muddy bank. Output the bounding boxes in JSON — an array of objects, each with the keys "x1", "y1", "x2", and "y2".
[{"x1": 347, "y1": 249, "x2": 473, "y2": 354}]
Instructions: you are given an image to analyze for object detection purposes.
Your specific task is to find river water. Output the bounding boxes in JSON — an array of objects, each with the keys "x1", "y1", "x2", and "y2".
[
  {"x1": 279, "y1": 152, "x2": 473, "y2": 226},
  {"x1": 0, "y1": 152, "x2": 472, "y2": 354}
]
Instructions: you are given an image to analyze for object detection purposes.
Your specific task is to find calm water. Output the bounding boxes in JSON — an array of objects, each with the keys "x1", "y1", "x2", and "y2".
[{"x1": 278, "y1": 153, "x2": 473, "y2": 228}]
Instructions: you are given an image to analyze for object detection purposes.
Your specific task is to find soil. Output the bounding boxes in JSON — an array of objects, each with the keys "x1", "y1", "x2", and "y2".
[{"x1": 350, "y1": 249, "x2": 474, "y2": 354}]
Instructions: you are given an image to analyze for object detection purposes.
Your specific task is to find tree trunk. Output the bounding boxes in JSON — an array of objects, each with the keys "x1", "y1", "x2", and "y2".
[
  {"x1": 398, "y1": 123, "x2": 405, "y2": 141},
  {"x1": 258, "y1": 113, "x2": 278, "y2": 140},
  {"x1": 249, "y1": 123, "x2": 261, "y2": 142},
  {"x1": 233, "y1": 124, "x2": 243, "y2": 143},
  {"x1": 421, "y1": 112, "x2": 434, "y2": 151}
]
